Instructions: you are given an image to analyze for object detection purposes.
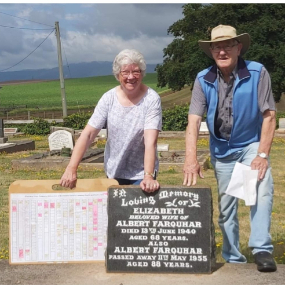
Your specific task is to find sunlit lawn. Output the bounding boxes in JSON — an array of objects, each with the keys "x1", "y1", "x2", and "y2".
[{"x1": 0, "y1": 135, "x2": 285, "y2": 264}]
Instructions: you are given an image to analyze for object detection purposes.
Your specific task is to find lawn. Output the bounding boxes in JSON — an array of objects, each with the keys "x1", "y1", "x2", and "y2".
[
  {"x1": 0, "y1": 135, "x2": 285, "y2": 263},
  {"x1": 0, "y1": 73, "x2": 169, "y2": 111}
]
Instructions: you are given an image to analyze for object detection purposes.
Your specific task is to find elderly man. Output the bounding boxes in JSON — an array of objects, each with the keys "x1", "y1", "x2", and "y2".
[{"x1": 183, "y1": 25, "x2": 276, "y2": 272}]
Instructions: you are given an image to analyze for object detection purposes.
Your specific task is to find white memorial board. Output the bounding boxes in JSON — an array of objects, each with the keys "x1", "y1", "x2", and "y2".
[{"x1": 9, "y1": 179, "x2": 118, "y2": 264}]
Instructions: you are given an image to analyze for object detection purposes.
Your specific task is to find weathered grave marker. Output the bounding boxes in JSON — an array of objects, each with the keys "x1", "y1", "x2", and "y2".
[
  {"x1": 0, "y1": 119, "x2": 8, "y2": 143},
  {"x1": 279, "y1": 118, "x2": 285, "y2": 130},
  {"x1": 106, "y1": 186, "x2": 215, "y2": 273},
  {"x1": 157, "y1": 144, "x2": 169, "y2": 152},
  {"x1": 4, "y1": 128, "x2": 18, "y2": 135},
  {"x1": 199, "y1": 122, "x2": 209, "y2": 134},
  {"x1": 48, "y1": 130, "x2": 74, "y2": 151}
]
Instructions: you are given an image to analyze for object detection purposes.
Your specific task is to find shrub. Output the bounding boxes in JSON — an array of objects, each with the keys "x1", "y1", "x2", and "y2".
[
  {"x1": 22, "y1": 118, "x2": 51, "y2": 135},
  {"x1": 162, "y1": 106, "x2": 283, "y2": 132},
  {"x1": 63, "y1": 112, "x2": 92, "y2": 130},
  {"x1": 162, "y1": 104, "x2": 189, "y2": 131}
]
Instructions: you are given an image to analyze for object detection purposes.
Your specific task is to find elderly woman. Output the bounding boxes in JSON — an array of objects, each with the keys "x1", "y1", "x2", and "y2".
[{"x1": 60, "y1": 49, "x2": 162, "y2": 193}]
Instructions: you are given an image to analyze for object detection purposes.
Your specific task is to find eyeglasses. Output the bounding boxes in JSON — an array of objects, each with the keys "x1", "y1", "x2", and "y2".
[
  {"x1": 120, "y1": 70, "x2": 141, "y2": 78},
  {"x1": 211, "y1": 43, "x2": 238, "y2": 53}
]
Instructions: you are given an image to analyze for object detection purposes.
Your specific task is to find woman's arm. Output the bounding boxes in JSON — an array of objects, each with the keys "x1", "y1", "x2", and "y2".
[
  {"x1": 140, "y1": 129, "x2": 160, "y2": 193},
  {"x1": 60, "y1": 124, "x2": 101, "y2": 189}
]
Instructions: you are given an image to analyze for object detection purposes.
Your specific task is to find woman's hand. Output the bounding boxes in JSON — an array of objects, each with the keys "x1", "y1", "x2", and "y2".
[
  {"x1": 60, "y1": 165, "x2": 78, "y2": 189},
  {"x1": 140, "y1": 176, "x2": 160, "y2": 193}
]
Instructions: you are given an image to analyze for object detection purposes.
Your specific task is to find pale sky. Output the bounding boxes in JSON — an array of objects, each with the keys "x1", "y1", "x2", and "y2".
[{"x1": 0, "y1": 3, "x2": 185, "y2": 72}]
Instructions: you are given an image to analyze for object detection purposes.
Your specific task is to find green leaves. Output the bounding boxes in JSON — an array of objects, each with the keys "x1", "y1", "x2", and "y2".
[
  {"x1": 162, "y1": 104, "x2": 189, "y2": 131},
  {"x1": 157, "y1": 4, "x2": 285, "y2": 101},
  {"x1": 63, "y1": 112, "x2": 91, "y2": 130},
  {"x1": 22, "y1": 118, "x2": 51, "y2": 135}
]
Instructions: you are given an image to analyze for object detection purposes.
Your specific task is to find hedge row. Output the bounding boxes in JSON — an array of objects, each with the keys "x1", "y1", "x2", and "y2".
[{"x1": 10, "y1": 106, "x2": 285, "y2": 135}]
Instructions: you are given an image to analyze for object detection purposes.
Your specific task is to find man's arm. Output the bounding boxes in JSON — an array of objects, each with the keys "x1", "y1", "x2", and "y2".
[
  {"x1": 251, "y1": 109, "x2": 276, "y2": 180},
  {"x1": 183, "y1": 114, "x2": 204, "y2": 186}
]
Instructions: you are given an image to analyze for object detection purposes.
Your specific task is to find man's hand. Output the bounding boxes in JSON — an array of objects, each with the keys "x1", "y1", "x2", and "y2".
[
  {"x1": 183, "y1": 160, "x2": 204, "y2": 186},
  {"x1": 251, "y1": 156, "x2": 269, "y2": 180},
  {"x1": 140, "y1": 176, "x2": 160, "y2": 193}
]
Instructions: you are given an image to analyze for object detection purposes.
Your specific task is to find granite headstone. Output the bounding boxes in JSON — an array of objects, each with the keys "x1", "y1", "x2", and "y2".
[
  {"x1": 106, "y1": 186, "x2": 215, "y2": 274},
  {"x1": 0, "y1": 119, "x2": 3, "y2": 138},
  {"x1": 0, "y1": 119, "x2": 8, "y2": 144}
]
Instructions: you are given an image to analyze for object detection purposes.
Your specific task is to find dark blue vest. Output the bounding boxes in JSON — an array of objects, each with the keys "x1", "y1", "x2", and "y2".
[{"x1": 198, "y1": 58, "x2": 263, "y2": 158}]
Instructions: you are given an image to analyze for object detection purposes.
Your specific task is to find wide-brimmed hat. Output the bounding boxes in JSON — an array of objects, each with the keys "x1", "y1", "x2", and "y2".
[{"x1": 198, "y1": 25, "x2": 250, "y2": 59}]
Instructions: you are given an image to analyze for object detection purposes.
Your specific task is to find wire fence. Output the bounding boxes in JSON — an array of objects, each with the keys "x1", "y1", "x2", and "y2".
[{"x1": 0, "y1": 108, "x2": 94, "y2": 121}]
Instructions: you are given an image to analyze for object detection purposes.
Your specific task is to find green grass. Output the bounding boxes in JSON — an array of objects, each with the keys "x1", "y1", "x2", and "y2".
[
  {"x1": 0, "y1": 74, "x2": 169, "y2": 110},
  {"x1": 1, "y1": 135, "x2": 285, "y2": 263},
  {"x1": 160, "y1": 87, "x2": 191, "y2": 110}
]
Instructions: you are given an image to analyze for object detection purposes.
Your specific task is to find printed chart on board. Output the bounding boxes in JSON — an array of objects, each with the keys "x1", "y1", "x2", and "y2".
[{"x1": 10, "y1": 191, "x2": 108, "y2": 264}]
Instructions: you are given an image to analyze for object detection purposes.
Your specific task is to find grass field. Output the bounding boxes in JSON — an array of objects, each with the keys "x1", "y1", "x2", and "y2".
[
  {"x1": 1, "y1": 73, "x2": 284, "y2": 115},
  {"x1": 0, "y1": 73, "x2": 169, "y2": 111},
  {"x1": 0, "y1": 135, "x2": 285, "y2": 264}
]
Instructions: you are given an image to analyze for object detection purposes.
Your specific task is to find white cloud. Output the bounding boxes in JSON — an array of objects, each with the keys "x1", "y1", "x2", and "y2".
[{"x1": 0, "y1": 3, "x2": 183, "y2": 71}]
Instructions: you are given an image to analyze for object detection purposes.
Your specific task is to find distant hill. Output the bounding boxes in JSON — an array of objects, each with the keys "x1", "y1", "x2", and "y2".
[{"x1": 0, "y1": 61, "x2": 158, "y2": 82}]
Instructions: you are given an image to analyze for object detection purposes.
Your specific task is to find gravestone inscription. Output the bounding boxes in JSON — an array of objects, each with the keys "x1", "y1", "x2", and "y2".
[
  {"x1": 106, "y1": 186, "x2": 215, "y2": 274},
  {"x1": 48, "y1": 130, "x2": 74, "y2": 151}
]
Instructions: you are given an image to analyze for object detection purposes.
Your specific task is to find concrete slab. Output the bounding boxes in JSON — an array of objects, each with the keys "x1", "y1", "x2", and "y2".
[
  {"x1": 0, "y1": 260, "x2": 284, "y2": 285},
  {"x1": 0, "y1": 140, "x2": 35, "y2": 154}
]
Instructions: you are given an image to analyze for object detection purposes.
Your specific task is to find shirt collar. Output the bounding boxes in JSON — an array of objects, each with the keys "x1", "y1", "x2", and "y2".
[
  {"x1": 204, "y1": 57, "x2": 250, "y2": 83},
  {"x1": 217, "y1": 65, "x2": 238, "y2": 82}
]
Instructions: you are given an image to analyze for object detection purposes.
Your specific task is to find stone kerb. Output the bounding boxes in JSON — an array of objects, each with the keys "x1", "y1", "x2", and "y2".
[{"x1": 48, "y1": 130, "x2": 74, "y2": 151}]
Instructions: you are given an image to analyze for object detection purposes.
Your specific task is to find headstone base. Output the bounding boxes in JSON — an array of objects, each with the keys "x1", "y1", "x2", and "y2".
[{"x1": 0, "y1": 137, "x2": 8, "y2": 144}]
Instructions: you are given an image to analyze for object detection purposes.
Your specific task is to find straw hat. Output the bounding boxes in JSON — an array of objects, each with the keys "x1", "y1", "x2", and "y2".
[{"x1": 198, "y1": 25, "x2": 250, "y2": 58}]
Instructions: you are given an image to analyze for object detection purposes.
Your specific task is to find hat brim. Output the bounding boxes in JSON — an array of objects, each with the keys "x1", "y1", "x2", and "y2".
[{"x1": 198, "y1": 33, "x2": 251, "y2": 59}]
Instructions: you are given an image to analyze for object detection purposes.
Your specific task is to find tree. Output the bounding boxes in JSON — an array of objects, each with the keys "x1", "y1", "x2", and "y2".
[{"x1": 156, "y1": 4, "x2": 285, "y2": 101}]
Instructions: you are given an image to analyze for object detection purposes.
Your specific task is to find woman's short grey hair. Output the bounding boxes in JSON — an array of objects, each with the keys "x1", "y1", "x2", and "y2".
[{"x1": 113, "y1": 49, "x2": 146, "y2": 81}]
